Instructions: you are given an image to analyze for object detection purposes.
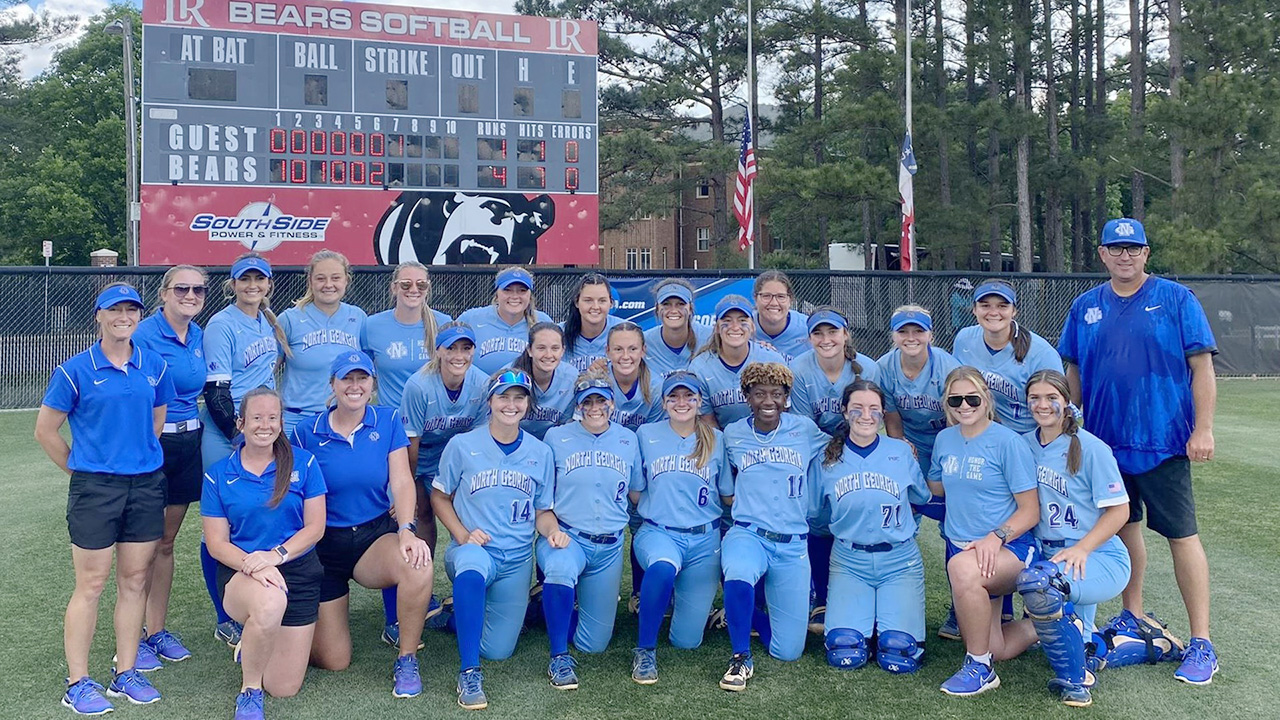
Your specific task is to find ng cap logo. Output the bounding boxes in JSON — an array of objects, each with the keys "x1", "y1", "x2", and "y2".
[{"x1": 1114, "y1": 222, "x2": 1135, "y2": 238}]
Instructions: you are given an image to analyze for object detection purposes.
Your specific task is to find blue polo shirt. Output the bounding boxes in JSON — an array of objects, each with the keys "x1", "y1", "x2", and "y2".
[
  {"x1": 1058, "y1": 276, "x2": 1217, "y2": 474},
  {"x1": 360, "y1": 308, "x2": 454, "y2": 410},
  {"x1": 291, "y1": 405, "x2": 410, "y2": 528},
  {"x1": 278, "y1": 302, "x2": 367, "y2": 414},
  {"x1": 42, "y1": 342, "x2": 176, "y2": 475},
  {"x1": 201, "y1": 447, "x2": 326, "y2": 553},
  {"x1": 134, "y1": 312, "x2": 206, "y2": 423}
]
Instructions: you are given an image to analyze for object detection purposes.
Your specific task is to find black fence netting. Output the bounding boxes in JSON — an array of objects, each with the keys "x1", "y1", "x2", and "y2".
[{"x1": 0, "y1": 267, "x2": 1271, "y2": 409}]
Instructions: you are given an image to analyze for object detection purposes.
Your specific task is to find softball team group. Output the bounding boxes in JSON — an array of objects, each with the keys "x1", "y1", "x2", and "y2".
[{"x1": 38, "y1": 218, "x2": 1222, "y2": 719}]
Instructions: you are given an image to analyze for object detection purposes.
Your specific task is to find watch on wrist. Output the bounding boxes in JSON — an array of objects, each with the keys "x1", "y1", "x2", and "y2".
[
  {"x1": 993, "y1": 525, "x2": 1012, "y2": 544},
  {"x1": 399, "y1": 521, "x2": 418, "y2": 533},
  {"x1": 273, "y1": 544, "x2": 289, "y2": 562}
]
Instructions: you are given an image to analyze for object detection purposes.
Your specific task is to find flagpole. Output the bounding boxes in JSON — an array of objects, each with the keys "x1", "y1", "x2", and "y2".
[
  {"x1": 905, "y1": 0, "x2": 915, "y2": 271},
  {"x1": 746, "y1": 0, "x2": 756, "y2": 270}
]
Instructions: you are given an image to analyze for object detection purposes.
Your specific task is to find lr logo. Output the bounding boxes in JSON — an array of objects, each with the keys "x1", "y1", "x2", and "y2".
[
  {"x1": 546, "y1": 18, "x2": 584, "y2": 53},
  {"x1": 164, "y1": 0, "x2": 210, "y2": 27}
]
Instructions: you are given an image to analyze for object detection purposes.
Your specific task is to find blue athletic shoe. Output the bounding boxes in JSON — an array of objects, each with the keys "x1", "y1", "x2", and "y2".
[
  {"x1": 106, "y1": 669, "x2": 160, "y2": 705},
  {"x1": 146, "y1": 629, "x2": 192, "y2": 662},
  {"x1": 381, "y1": 622, "x2": 426, "y2": 651},
  {"x1": 393, "y1": 655, "x2": 422, "y2": 698},
  {"x1": 940, "y1": 657, "x2": 1000, "y2": 697},
  {"x1": 1174, "y1": 637, "x2": 1219, "y2": 685},
  {"x1": 548, "y1": 654, "x2": 579, "y2": 690},
  {"x1": 426, "y1": 596, "x2": 452, "y2": 631},
  {"x1": 113, "y1": 640, "x2": 162, "y2": 673},
  {"x1": 215, "y1": 620, "x2": 243, "y2": 647},
  {"x1": 62, "y1": 677, "x2": 113, "y2": 716},
  {"x1": 233, "y1": 688, "x2": 264, "y2": 720},
  {"x1": 808, "y1": 606, "x2": 826, "y2": 635},
  {"x1": 938, "y1": 606, "x2": 961, "y2": 640},
  {"x1": 1048, "y1": 678, "x2": 1092, "y2": 707},
  {"x1": 632, "y1": 647, "x2": 658, "y2": 685},
  {"x1": 1100, "y1": 608, "x2": 1142, "y2": 635},
  {"x1": 456, "y1": 668, "x2": 487, "y2": 710},
  {"x1": 719, "y1": 652, "x2": 754, "y2": 692}
]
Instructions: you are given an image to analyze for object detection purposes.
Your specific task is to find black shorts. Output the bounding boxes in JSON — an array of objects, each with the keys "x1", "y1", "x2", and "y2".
[
  {"x1": 1123, "y1": 456, "x2": 1198, "y2": 539},
  {"x1": 67, "y1": 470, "x2": 165, "y2": 550},
  {"x1": 315, "y1": 513, "x2": 397, "y2": 602},
  {"x1": 159, "y1": 428, "x2": 203, "y2": 506},
  {"x1": 216, "y1": 551, "x2": 323, "y2": 627}
]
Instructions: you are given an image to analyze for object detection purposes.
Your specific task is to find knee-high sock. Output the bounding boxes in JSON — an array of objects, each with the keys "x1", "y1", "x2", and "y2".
[
  {"x1": 752, "y1": 580, "x2": 771, "y2": 647},
  {"x1": 637, "y1": 562, "x2": 676, "y2": 650},
  {"x1": 201, "y1": 541, "x2": 230, "y2": 625},
  {"x1": 807, "y1": 534, "x2": 834, "y2": 607},
  {"x1": 724, "y1": 580, "x2": 755, "y2": 655},
  {"x1": 542, "y1": 582, "x2": 575, "y2": 657},
  {"x1": 453, "y1": 571, "x2": 486, "y2": 670},
  {"x1": 382, "y1": 587, "x2": 398, "y2": 626}
]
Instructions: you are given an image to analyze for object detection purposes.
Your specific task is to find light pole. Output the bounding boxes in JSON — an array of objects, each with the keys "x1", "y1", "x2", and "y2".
[{"x1": 105, "y1": 18, "x2": 139, "y2": 266}]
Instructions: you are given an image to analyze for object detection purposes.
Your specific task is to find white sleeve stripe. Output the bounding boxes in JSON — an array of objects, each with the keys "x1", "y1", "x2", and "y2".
[
  {"x1": 1097, "y1": 496, "x2": 1130, "y2": 508},
  {"x1": 206, "y1": 373, "x2": 232, "y2": 382},
  {"x1": 56, "y1": 366, "x2": 78, "y2": 397}
]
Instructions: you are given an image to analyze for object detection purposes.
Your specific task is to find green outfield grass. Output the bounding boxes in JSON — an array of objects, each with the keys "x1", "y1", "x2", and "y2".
[{"x1": 3, "y1": 380, "x2": 1279, "y2": 719}]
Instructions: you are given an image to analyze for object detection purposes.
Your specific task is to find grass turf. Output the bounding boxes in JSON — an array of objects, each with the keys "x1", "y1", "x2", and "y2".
[{"x1": 3, "y1": 379, "x2": 1278, "y2": 719}]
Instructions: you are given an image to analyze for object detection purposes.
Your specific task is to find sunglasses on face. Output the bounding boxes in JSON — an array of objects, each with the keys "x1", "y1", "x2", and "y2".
[
  {"x1": 946, "y1": 394, "x2": 983, "y2": 408},
  {"x1": 169, "y1": 284, "x2": 207, "y2": 298},
  {"x1": 396, "y1": 280, "x2": 430, "y2": 290}
]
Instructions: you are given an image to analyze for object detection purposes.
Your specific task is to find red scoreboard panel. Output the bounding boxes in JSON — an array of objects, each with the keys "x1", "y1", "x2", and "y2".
[{"x1": 140, "y1": 0, "x2": 599, "y2": 266}]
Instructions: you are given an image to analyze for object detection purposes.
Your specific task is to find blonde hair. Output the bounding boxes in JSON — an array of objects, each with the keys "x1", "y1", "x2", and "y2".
[
  {"x1": 654, "y1": 278, "x2": 700, "y2": 353},
  {"x1": 224, "y1": 251, "x2": 290, "y2": 358},
  {"x1": 607, "y1": 321, "x2": 653, "y2": 404},
  {"x1": 157, "y1": 264, "x2": 207, "y2": 307},
  {"x1": 490, "y1": 266, "x2": 540, "y2": 325},
  {"x1": 1027, "y1": 369, "x2": 1083, "y2": 475},
  {"x1": 694, "y1": 310, "x2": 756, "y2": 359},
  {"x1": 942, "y1": 366, "x2": 997, "y2": 425},
  {"x1": 423, "y1": 321, "x2": 474, "y2": 376},
  {"x1": 391, "y1": 261, "x2": 440, "y2": 353},
  {"x1": 739, "y1": 362, "x2": 795, "y2": 395},
  {"x1": 295, "y1": 250, "x2": 352, "y2": 311}
]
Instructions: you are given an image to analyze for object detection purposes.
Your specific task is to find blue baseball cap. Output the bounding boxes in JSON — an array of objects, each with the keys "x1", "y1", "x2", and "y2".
[
  {"x1": 1101, "y1": 218, "x2": 1148, "y2": 247},
  {"x1": 806, "y1": 309, "x2": 847, "y2": 333},
  {"x1": 656, "y1": 282, "x2": 693, "y2": 305},
  {"x1": 435, "y1": 324, "x2": 477, "y2": 350},
  {"x1": 488, "y1": 368, "x2": 533, "y2": 397},
  {"x1": 94, "y1": 285, "x2": 144, "y2": 311},
  {"x1": 495, "y1": 267, "x2": 534, "y2": 290},
  {"x1": 890, "y1": 309, "x2": 932, "y2": 332},
  {"x1": 661, "y1": 371, "x2": 704, "y2": 398},
  {"x1": 331, "y1": 350, "x2": 376, "y2": 379},
  {"x1": 230, "y1": 256, "x2": 272, "y2": 279},
  {"x1": 574, "y1": 376, "x2": 613, "y2": 405},
  {"x1": 973, "y1": 281, "x2": 1017, "y2": 305},
  {"x1": 714, "y1": 294, "x2": 754, "y2": 321}
]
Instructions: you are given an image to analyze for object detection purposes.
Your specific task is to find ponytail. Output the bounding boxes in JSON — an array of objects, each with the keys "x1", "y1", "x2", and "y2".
[
  {"x1": 688, "y1": 414, "x2": 717, "y2": 469},
  {"x1": 262, "y1": 301, "x2": 291, "y2": 359},
  {"x1": 238, "y1": 387, "x2": 295, "y2": 508},
  {"x1": 389, "y1": 261, "x2": 439, "y2": 353},
  {"x1": 823, "y1": 419, "x2": 848, "y2": 468},
  {"x1": 422, "y1": 321, "x2": 473, "y2": 376},
  {"x1": 1025, "y1": 369, "x2": 1081, "y2": 474},
  {"x1": 1011, "y1": 320, "x2": 1031, "y2": 363},
  {"x1": 227, "y1": 251, "x2": 291, "y2": 358}
]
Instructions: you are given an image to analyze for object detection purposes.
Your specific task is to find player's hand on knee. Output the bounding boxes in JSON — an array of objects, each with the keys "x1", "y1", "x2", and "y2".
[
  {"x1": 972, "y1": 535, "x2": 1002, "y2": 578},
  {"x1": 400, "y1": 532, "x2": 430, "y2": 569},
  {"x1": 547, "y1": 530, "x2": 571, "y2": 549},
  {"x1": 251, "y1": 566, "x2": 288, "y2": 593},
  {"x1": 1050, "y1": 546, "x2": 1089, "y2": 581},
  {"x1": 466, "y1": 529, "x2": 492, "y2": 546}
]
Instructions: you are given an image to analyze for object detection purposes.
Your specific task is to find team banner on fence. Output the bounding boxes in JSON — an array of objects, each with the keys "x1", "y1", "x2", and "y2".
[{"x1": 609, "y1": 277, "x2": 755, "y2": 329}]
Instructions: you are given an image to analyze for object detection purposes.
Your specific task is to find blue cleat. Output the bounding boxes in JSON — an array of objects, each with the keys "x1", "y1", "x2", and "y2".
[
  {"x1": 548, "y1": 653, "x2": 579, "y2": 690},
  {"x1": 719, "y1": 652, "x2": 754, "y2": 692},
  {"x1": 456, "y1": 667, "x2": 488, "y2": 710},
  {"x1": 1049, "y1": 678, "x2": 1092, "y2": 707},
  {"x1": 631, "y1": 647, "x2": 658, "y2": 685},
  {"x1": 145, "y1": 629, "x2": 192, "y2": 662},
  {"x1": 938, "y1": 606, "x2": 961, "y2": 640},
  {"x1": 233, "y1": 688, "x2": 264, "y2": 720},
  {"x1": 392, "y1": 655, "x2": 422, "y2": 698},
  {"x1": 940, "y1": 657, "x2": 1000, "y2": 697},
  {"x1": 426, "y1": 596, "x2": 452, "y2": 631},
  {"x1": 106, "y1": 669, "x2": 160, "y2": 705},
  {"x1": 62, "y1": 677, "x2": 113, "y2": 716},
  {"x1": 1174, "y1": 637, "x2": 1219, "y2": 685},
  {"x1": 215, "y1": 620, "x2": 243, "y2": 647},
  {"x1": 808, "y1": 606, "x2": 826, "y2": 635},
  {"x1": 1099, "y1": 608, "x2": 1142, "y2": 635}
]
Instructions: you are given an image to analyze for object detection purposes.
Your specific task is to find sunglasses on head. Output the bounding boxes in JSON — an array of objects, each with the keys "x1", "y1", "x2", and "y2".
[
  {"x1": 396, "y1": 279, "x2": 430, "y2": 290},
  {"x1": 946, "y1": 394, "x2": 983, "y2": 408},
  {"x1": 170, "y1": 284, "x2": 207, "y2": 297}
]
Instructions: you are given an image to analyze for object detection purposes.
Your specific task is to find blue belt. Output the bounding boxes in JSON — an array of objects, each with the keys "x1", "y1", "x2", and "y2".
[
  {"x1": 734, "y1": 521, "x2": 806, "y2": 544},
  {"x1": 559, "y1": 522, "x2": 622, "y2": 545},
  {"x1": 645, "y1": 518, "x2": 720, "y2": 535}
]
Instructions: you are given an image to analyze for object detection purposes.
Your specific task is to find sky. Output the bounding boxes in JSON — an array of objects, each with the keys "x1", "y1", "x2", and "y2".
[{"x1": 4, "y1": 0, "x2": 518, "y2": 78}]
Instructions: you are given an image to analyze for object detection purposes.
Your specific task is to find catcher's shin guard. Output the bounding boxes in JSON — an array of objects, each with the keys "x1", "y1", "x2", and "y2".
[{"x1": 1018, "y1": 561, "x2": 1087, "y2": 688}]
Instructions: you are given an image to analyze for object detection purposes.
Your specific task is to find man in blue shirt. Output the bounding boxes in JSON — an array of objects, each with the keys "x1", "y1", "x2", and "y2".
[{"x1": 1057, "y1": 218, "x2": 1219, "y2": 685}]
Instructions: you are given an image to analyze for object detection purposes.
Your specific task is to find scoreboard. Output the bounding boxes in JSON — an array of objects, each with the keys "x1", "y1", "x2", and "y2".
[{"x1": 140, "y1": 0, "x2": 598, "y2": 266}]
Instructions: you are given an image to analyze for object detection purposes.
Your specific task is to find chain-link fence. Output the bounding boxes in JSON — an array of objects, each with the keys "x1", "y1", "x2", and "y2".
[{"x1": 2, "y1": 266, "x2": 1273, "y2": 409}]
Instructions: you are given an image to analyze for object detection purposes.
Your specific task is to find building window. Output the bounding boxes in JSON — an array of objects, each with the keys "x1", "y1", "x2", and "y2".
[
  {"x1": 626, "y1": 247, "x2": 638, "y2": 270},
  {"x1": 696, "y1": 178, "x2": 710, "y2": 198},
  {"x1": 639, "y1": 248, "x2": 652, "y2": 269},
  {"x1": 696, "y1": 227, "x2": 710, "y2": 252}
]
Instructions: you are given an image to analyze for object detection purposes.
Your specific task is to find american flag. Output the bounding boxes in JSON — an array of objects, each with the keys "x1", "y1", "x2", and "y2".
[
  {"x1": 734, "y1": 113, "x2": 757, "y2": 253},
  {"x1": 898, "y1": 132, "x2": 918, "y2": 271}
]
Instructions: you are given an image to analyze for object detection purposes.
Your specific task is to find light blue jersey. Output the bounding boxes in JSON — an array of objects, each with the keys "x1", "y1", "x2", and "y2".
[
  {"x1": 875, "y1": 347, "x2": 961, "y2": 471},
  {"x1": 522, "y1": 364, "x2": 578, "y2": 440},
  {"x1": 643, "y1": 323, "x2": 714, "y2": 378},
  {"x1": 951, "y1": 325, "x2": 1064, "y2": 433},
  {"x1": 687, "y1": 343, "x2": 787, "y2": 427},
  {"x1": 278, "y1": 302, "x2": 366, "y2": 414},
  {"x1": 634, "y1": 421, "x2": 728, "y2": 528},
  {"x1": 929, "y1": 422, "x2": 1039, "y2": 542},
  {"x1": 456, "y1": 305, "x2": 553, "y2": 376},
  {"x1": 809, "y1": 437, "x2": 930, "y2": 545},
  {"x1": 434, "y1": 428, "x2": 555, "y2": 552},
  {"x1": 544, "y1": 422, "x2": 641, "y2": 535},
  {"x1": 203, "y1": 304, "x2": 279, "y2": 402},
  {"x1": 789, "y1": 349, "x2": 882, "y2": 434},
  {"x1": 607, "y1": 368, "x2": 664, "y2": 431},
  {"x1": 1025, "y1": 428, "x2": 1129, "y2": 543},
  {"x1": 562, "y1": 315, "x2": 623, "y2": 373},
  {"x1": 723, "y1": 414, "x2": 828, "y2": 535},
  {"x1": 360, "y1": 308, "x2": 453, "y2": 410},
  {"x1": 756, "y1": 310, "x2": 811, "y2": 361},
  {"x1": 399, "y1": 365, "x2": 489, "y2": 478}
]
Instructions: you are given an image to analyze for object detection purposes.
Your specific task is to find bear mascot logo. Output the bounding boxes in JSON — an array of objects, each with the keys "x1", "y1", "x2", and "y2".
[{"x1": 373, "y1": 191, "x2": 555, "y2": 266}]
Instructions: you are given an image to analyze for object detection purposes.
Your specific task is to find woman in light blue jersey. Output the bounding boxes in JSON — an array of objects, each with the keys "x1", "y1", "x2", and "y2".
[
  {"x1": 643, "y1": 279, "x2": 713, "y2": 378},
  {"x1": 513, "y1": 322, "x2": 577, "y2": 440},
  {"x1": 561, "y1": 273, "x2": 622, "y2": 373},
  {"x1": 278, "y1": 250, "x2": 367, "y2": 435},
  {"x1": 457, "y1": 267, "x2": 553, "y2": 376},
  {"x1": 951, "y1": 280, "x2": 1063, "y2": 433},
  {"x1": 876, "y1": 306, "x2": 960, "y2": 472},
  {"x1": 930, "y1": 367, "x2": 1040, "y2": 699},
  {"x1": 687, "y1": 295, "x2": 786, "y2": 429},
  {"x1": 809, "y1": 380, "x2": 931, "y2": 674},
  {"x1": 603, "y1": 322, "x2": 663, "y2": 432},
  {"x1": 752, "y1": 271, "x2": 810, "y2": 361},
  {"x1": 361, "y1": 262, "x2": 452, "y2": 410}
]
